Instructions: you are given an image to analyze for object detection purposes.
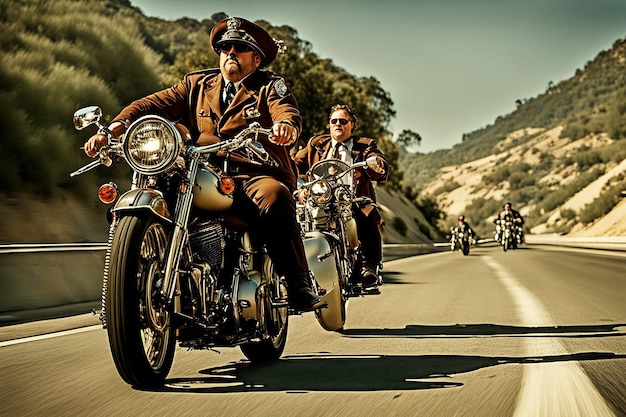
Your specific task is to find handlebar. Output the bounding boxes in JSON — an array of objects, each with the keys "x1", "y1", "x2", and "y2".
[
  {"x1": 301, "y1": 156, "x2": 379, "y2": 188},
  {"x1": 189, "y1": 122, "x2": 273, "y2": 154},
  {"x1": 69, "y1": 145, "x2": 119, "y2": 177},
  {"x1": 70, "y1": 120, "x2": 275, "y2": 177}
]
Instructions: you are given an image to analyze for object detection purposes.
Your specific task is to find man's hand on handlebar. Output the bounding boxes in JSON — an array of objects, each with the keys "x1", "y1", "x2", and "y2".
[
  {"x1": 84, "y1": 133, "x2": 108, "y2": 158},
  {"x1": 269, "y1": 122, "x2": 297, "y2": 146},
  {"x1": 369, "y1": 156, "x2": 386, "y2": 174},
  {"x1": 83, "y1": 121, "x2": 127, "y2": 158},
  {"x1": 295, "y1": 188, "x2": 309, "y2": 203}
]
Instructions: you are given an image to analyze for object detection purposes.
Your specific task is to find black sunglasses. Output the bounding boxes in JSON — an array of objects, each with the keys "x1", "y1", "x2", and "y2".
[
  {"x1": 219, "y1": 42, "x2": 253, "y2": 54},
  {"x1": 330, "y1": 118, "x2": 350, "y2": 126}
]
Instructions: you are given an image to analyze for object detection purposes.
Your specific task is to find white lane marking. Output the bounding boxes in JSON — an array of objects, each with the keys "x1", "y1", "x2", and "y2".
[
  {"x1": 483, "y1": 256, "x2": 615, "y2": 417},
  {"x1": 0, "y1": 325, "x2": 102, "y2": 348}
]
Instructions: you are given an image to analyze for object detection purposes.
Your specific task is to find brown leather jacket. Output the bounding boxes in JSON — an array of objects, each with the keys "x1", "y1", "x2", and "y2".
[
  {"x1": 112, "y1": 69, "x2": 302, "y2": 187},
  {"x1": 293, "y1": 134, "x2": 389, "y2": 203}
]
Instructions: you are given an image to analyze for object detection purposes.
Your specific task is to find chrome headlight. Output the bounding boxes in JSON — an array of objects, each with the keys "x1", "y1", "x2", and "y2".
[
  {"x1": 123, "y1": 115, "x2": 181, "y2": 175},
  {"x1": 310, "y1": 180, "x2": 331, "y2": 204}
]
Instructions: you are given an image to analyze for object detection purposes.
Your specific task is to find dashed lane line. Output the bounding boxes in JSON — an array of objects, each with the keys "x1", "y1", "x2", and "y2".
[
  {"x1": 0, "y1": 325, "x2": 101, "y2": 348},
  {"x1": 483, "y1": 256, "x2": 615, "y2": 417}
]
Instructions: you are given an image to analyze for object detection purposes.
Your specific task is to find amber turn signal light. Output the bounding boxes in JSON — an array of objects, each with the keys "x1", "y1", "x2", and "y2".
[
  {"x1": 98, "y1": 182, "x2": 119, "y2": 204},
  {"x1": 218, "y1": 176, "x2": 236, "y2": 195}
]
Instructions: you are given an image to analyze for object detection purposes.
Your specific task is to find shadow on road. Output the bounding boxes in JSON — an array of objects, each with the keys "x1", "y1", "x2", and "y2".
[
  {"x1": 378, "y1": 270, "x2": 422, "y2": 285},
  {"x1": 157, "y1": 350, "x2": 623, "y2": 393},
  {"x1": 154, "y1": 323, "x2": 625, "y2": 393},
  {"x1": 339, "y1": 323, "x2": 626, "y2": 339}
]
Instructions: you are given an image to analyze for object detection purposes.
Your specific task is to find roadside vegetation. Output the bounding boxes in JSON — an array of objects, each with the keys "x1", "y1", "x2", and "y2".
[{"x1": 0, "y1": 0, "x2": 405, "y2": 197}]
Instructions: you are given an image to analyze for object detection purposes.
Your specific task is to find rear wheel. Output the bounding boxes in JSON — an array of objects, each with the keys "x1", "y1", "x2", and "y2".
[{"x1": 106, "y1": 216, "x2": 176, "y2": 388}]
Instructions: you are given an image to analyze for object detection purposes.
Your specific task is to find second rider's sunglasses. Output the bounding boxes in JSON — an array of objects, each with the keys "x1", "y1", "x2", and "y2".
[
  {"x1": 219, "y1": 42, "x2": 253, "y2": 53},
  {"x1": 330, "y1": 118, "x2": 350, "y2": 125}
]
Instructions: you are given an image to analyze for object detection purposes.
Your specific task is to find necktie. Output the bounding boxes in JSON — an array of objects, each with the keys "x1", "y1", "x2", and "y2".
[
  {"x1": 331, "y1": 142, "x2": 345, "y2": 160},
  {"x1": 224, "y1": 82, "x2": 236, "y2": 108},
  {"x1": 332, "y1": 143, "x2": 340, "y2": 159}
]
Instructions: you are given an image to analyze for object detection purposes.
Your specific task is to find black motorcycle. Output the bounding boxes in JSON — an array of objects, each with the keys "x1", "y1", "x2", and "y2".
[
  {"x1": 450, "y1": 225, "x2": 472, "y2": 255},
  {"x1": 495, "y1": 218, "x2": 517, "y2": 252}
]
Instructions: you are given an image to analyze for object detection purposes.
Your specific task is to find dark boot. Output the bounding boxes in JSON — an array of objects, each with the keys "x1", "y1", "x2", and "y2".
[
  {"x1": 360, "y1": 262, "x2": 378, "y2": 288},
  {"x1": 287, "y1": 271, "x2": 326, "y2": 311}
]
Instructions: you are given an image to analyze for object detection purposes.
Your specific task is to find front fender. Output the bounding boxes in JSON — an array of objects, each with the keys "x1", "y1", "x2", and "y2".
[
  {"x1": 303, "y1": 231, "x2": 345, "y2": 331},
  {"x1": 112, "y1": 189, "x2": 172, "y2": 223}
]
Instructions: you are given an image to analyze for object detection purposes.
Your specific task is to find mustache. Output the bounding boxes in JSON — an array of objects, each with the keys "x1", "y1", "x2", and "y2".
[
  {"x1": 224, "y1": 58, "x2": 242, "y2": 77},
  {"x1": 225, "y1": 54, "x2": 240, "y2": 65}
]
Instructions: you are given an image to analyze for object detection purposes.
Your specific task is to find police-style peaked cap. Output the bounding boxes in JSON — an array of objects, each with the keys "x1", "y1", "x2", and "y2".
[{"x1": 210, "y1": 17, "x2": 283, "y2": 68}]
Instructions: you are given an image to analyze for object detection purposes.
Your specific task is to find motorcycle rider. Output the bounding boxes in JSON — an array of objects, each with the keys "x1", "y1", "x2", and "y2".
[
  {"x1": 83, "y1": 17, "x2": 324, "y2": 311},
  {"x1": 293, "y1": 104, "x2": 389, "y2": 288},
  {"x1": 493, "y1": 202, "x2": 525, "y2": 243},
  {"x1": 452, "y1": 215, "x2": 475, "y2": 244}
]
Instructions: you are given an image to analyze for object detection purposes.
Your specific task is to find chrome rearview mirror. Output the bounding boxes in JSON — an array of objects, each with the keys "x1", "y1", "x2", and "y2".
[{"x1": 73, "y1": 106, "x2": 102, "y2": 130}]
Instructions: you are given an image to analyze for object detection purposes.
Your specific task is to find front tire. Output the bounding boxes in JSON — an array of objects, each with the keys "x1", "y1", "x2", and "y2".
[
  {"x1": 106, "y1": 216, "x2": 176, "y2": 388},
  {"x1": 462, "y1": 240, "x2": 470, "y2": 256}
]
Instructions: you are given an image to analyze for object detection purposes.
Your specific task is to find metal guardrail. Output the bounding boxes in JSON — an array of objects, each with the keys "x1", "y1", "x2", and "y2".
[
  {"x1": 1, "y1": 237, "x2": 623, "y2": 326},
  {"x1": 3, "y1": 243, "x2": 412, "y2": 253},
  {"x1": 524, "y1": 235, "x2": 626, "y2": 251},
  {"x1": 2, "y1": 236, "x2": 625, "y2": 254}
]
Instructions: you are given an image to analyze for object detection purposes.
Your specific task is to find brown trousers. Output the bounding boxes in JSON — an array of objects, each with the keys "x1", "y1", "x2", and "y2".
[
  {"x1": 353, "y1": 204, "x2": 383, "y2": 267},
  {"x1": 229, "y1": 176, "x2": 308, "y2": 278}
]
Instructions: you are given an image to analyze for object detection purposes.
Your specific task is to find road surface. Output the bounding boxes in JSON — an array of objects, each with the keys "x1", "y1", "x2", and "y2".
[{"x1": 2, "y1": 244, "x2": 625, "y2": 416}]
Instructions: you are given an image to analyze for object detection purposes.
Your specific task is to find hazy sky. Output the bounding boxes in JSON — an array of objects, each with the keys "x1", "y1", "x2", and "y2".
[{"x1": 130, "y1": 0, "x2": 626, "y2": 153}]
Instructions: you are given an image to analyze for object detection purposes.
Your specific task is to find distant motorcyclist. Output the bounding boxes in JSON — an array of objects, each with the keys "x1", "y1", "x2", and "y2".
[
  {"x1": 493, "y1": 202, "x2": 524, "y2": 243},
  {"x1": 453, "y1": 215, "x2": 475, "y2": 243}
]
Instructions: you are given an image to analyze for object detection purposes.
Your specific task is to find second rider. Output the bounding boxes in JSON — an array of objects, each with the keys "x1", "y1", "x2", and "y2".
[{"x1": 293, "y1": 104, "x2": 389, "y2": 288}]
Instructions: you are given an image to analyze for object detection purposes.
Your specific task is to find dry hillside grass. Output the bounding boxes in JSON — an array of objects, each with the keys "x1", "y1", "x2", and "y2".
[{"x1": 420, "y1": 126, "x2": 626, "y2": 237}]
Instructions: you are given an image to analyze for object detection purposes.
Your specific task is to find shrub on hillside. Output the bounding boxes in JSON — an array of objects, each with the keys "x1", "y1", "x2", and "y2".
[
  {"x1": 415, "y1": 194, "x2": 446, "y2": 233},
  {"x1": 483, "y1": 162, "x2": 531, "y2": 186},
  {"x1": 434, "y1": 180, "x2": 461, "y2": 195},
  {"x1": 0, "y1": 0, "x2": 163, "y2": 194},
  {"x1": 534, "y1": 167, "x2": 605, "y2": 215},
  {"x1": 391, "y1": 216, "x2": 407, "y2": 237},
  {"x1": 461, "y1": 197, "x2": 503, "y2": 237},
  {"x1": 579, "y1": 183, "x2": 624, "y2": 224}
]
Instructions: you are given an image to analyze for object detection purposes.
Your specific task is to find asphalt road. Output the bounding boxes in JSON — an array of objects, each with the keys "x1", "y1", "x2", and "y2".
[{"x1": 2, "y1": 244, "x2": 625, "y2": 417}]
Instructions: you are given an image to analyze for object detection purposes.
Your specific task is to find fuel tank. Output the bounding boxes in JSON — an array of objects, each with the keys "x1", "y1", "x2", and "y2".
[{"x1": 192, "y1": 167, "x2": 234, "y2": 212}]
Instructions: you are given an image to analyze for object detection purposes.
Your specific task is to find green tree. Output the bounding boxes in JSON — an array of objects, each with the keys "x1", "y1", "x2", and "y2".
[{"x1": 397, "y1": 129, "x2": 422, "y2": 150}]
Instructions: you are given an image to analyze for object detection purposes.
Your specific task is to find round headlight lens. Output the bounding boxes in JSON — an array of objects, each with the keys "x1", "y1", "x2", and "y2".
[
  {"x1": 310, "y1": 180, "x2": 331, "y2": 204},
  {"x1": 123, "y1": 115, "x2": 181, "y2": 175}
]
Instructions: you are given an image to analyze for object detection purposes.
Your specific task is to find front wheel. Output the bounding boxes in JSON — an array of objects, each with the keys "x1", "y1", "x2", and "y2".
[
  {"x1": 461, "y1": 240, "x2": 470, "y2": 256},
  {"x1": 106, "y1": 216, "x2": 176, "y2": 388}
]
